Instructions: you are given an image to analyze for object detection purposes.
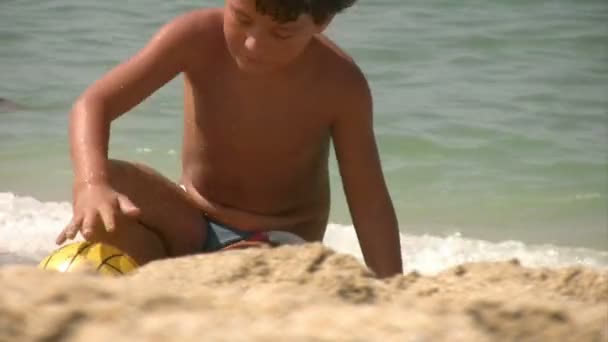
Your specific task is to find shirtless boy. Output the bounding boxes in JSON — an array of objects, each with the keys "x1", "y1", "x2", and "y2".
[{"x1": 55, "y1": 0, "x2": 403, "y2": 278}]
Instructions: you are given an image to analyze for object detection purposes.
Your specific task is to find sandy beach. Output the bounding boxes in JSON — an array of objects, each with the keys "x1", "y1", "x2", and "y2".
[{"x1": 1, "y1": 243, "x2": 606, "y2": 342}]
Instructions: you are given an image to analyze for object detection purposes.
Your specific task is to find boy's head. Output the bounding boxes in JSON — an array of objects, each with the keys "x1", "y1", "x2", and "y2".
[{"x1": 223, "y1": 0, "x2": 356, "y2": 73}]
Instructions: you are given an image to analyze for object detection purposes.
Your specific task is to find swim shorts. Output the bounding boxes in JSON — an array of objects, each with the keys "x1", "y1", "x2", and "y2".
[
  {"x1": 203, "y1": 219, "x2": 304, "y2": 252},
  {"x1": 178, "y1": 185, "x2": 305, "y2": 252}
]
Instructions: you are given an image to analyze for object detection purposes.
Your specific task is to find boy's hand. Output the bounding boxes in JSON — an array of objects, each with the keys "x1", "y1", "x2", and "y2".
[{"x1": 56, "y1": 183, "x2": 141, "y2": 244}]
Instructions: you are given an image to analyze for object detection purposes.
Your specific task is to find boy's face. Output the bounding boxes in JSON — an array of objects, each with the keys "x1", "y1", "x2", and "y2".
[{"x1": 223, "y1": 0, "x2": 327, "y2": 74}]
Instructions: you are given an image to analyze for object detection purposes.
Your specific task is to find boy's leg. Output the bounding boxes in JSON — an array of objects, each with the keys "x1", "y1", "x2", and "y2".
[
  {"x1": 86, "y1": 219, "x2": 167, "y2": 265},
  {"x1": 80, "y1": 159, "x2": 208, "y2": 265}
]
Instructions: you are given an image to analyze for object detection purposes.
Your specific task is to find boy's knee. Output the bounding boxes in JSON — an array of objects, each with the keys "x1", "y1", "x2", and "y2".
[
  {"x1": 107, "y1": 159, "x2": 161, "y2": 183},
  {"x1": 107, "y1": 158, "x2": 135, "y2": 176},
  {"x1": 106, "y1": 159, "x2": 151, "y2": 191}
]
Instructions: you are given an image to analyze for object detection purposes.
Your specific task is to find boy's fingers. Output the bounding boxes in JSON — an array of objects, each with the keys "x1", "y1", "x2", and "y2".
[
  {"x1": 56, "y1": 225, "x2": 69, "y2": 244},
  {"x1": 99, "y1": 205, "x2": 117, "y2": 232},
  {"x1": 65, "y1": 215, "x2": 83, "y2": 240},
  {"x1": 57, "y1": 215, "x2": 82, "y2": 244},
  {"x1": 81, "y1": 212, "x2": 101, "y2": 239},
  {"x1": 118, "y1": 195, "x2": 141, "y2": 218},
  {"x1": 56, "y1": 229, "x2": 67, "y2": 245}
]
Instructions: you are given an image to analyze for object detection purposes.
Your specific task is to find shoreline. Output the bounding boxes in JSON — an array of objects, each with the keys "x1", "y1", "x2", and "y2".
[{"x1": 0, "y1": 252, "x2": 38, "y2": 266}]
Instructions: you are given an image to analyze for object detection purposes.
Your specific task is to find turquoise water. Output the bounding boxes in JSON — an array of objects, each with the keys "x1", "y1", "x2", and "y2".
[{"x1": 0, "y1": 0, "x2": 606, "y2": 252}]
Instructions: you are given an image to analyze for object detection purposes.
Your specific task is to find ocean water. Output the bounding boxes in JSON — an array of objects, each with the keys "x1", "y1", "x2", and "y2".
[{"x1": 0, "y1": 0, "x2": 607, "y2": 273}]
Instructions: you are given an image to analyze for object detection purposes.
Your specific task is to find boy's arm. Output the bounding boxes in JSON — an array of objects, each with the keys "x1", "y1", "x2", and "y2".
[
  {"x1": 71, "y1": 14, "x2": 199, "y2": 185},
  {"x1": 57, "y1": 13, "x2": 209, "y2": 244},
  {"x1": 331, "y1": 73, "x2": 403, "y2": 279}
]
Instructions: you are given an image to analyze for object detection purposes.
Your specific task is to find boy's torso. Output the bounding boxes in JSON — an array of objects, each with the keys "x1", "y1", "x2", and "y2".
[{"x1": 174, "y1": 9, "x2": 358, "y2": 241}]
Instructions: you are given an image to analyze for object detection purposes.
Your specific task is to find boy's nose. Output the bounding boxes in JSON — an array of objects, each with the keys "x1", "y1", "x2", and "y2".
[
  {"x1": 244, "y1": 35, "x2": 261, "y2": 52},
  {"x1": 244, "y1": 28, "x2": 268, "y2": 54}
]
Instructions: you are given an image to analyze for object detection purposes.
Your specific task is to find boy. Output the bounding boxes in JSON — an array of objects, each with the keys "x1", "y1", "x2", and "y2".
[{"x1": 55, "y1": 0, "x2": 403, "y2": 278}]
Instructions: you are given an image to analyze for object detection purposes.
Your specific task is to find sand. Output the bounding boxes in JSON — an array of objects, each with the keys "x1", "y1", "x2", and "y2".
[{"x1": 1, "y1": 243, "x2": 606, "y2": 342}]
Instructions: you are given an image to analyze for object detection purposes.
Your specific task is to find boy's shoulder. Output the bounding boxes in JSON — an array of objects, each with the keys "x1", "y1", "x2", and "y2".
[
  {"x1": 163, "y1": 8, "x2": 223, "y2": 37},
  {"x1": 312, "y1": 35, "x2": 372, "y2": 107},
  {"x1": 153, "y1": 8, "x2": 226, "y2": 67}
]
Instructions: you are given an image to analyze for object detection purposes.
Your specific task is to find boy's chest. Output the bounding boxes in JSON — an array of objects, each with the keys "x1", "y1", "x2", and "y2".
[{"x1": 191, "y1": 76, "x2": 332, "y2": 156}]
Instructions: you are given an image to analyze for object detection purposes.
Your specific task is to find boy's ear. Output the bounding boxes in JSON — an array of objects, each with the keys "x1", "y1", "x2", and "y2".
[{"x1": 315, "y1": 15, "x2": 335, "y2": 33}]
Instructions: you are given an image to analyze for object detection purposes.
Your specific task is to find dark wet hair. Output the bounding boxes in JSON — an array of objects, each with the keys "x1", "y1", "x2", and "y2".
[{"x1": 255, "y1": 0, "x2": 357, "y2": 24}]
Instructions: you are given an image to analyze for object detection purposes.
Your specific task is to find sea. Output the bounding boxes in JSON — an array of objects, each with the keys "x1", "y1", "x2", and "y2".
[{"x1": 0, "y1": 0, "x2": 606, "y2": 275}]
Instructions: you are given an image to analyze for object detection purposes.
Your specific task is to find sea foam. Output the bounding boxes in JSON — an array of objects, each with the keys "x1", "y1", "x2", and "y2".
[{"x1": 1, "y1": 192, "x2": 606, "y2": 274}]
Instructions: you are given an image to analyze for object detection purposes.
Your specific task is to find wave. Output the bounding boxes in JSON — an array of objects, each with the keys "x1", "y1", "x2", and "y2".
[{"x1": 1, "y1": 192, "x2": 606, "y2": 274}]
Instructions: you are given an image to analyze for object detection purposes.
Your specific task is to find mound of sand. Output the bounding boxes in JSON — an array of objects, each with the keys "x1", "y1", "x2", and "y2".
[{"x1": 1, "y1": 243, "x2": 606, "y2": 341}]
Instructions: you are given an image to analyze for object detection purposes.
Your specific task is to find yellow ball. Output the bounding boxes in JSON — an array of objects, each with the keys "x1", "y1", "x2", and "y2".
[{"x1": 38, "y1": 242, "x2": 138, "y2": 276}]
